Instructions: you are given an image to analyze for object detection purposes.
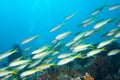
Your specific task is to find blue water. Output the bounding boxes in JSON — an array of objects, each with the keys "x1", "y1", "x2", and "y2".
[{"x1": 0, "y1": 0, "x2": 120, "y2": 72}]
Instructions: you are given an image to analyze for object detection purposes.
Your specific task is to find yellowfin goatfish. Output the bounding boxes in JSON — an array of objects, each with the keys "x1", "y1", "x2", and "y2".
[
  {"x1": 9, "y1": 59, "x2": 31, "y2": 67},
  {"x1": 97, "y1": 38, "x2": 117, "y2": 49},
  {"x1": 21, "y1": 34, "x2": 40, "y2": 45},
  {"x1": 115, "y1": 31, "x2": 120, "y2": 38},
  {"x1": 91, "y1": 4, "x2": 107, "y2": 15},
  {"x1": 58, "y1": 52, "x2": 74, "y2": 59},
  {"x1": 0, "y1": 49, "x2": 17, "y2": 60},
  {"x1": 57, "y1": 54, "x2": 82, "y2": 65},
  {"x1": 94, "y1": 18, "x2": 113, "y2": 29},
  {"x1": 36, "y1": 63, "x2": 55, "y2": 70},
  {"x1": 20, "y1": 69, "x2": 42, "y2": 78},
  {"x1": 108, "y1": 4, "x2": 120, "y2": 11},
  {"x1": 118, "y1": 21, "x2": 120, "y2": 27},
  {"x1": 27, "y1": 59, "x2": 43, "y2": 69},
  {"x1": 32, "y1": 51, "x2": 51, "y2": 59},
  {"x1": 49, "y1": 22, "x2": 65, "y2": 32},
  {"x1": 87, "y1": 48, "x2": 106, "y2": 57},
  {"x1": 107, "y1": 49, "x2": 120, "y2": 56},
  {"x1": 23, "y1": 46, "x2": 32, "y2": 52},
  {"x1": 13, "y1": 64, "x2": 28, "y2": 71},
  {"x1": 82, "y1": 16, "x2": 95, "y2": 24},
  {"x1": 65, "y1": 11, "x2": 77, "y2": 20},
  {"x1": 82, "y1": 19, "x2": 95, "y2": 27},
  {"x1": 72, "y1": 44, "x2": 93, "y2": 52},
  {"x1": 55, "y1": 31, "x2": 71, "y2": 40},
  {"x1": 32, "y1": 45, "x2": 49, "y2": 54},
  {"x1": 0, "y1": 70, "x2": 16, "y2": 77}
]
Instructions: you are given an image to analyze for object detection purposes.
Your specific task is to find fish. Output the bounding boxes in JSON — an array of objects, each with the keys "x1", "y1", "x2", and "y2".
[
  {"x1": 82, "y1": 16, "x2": 96, "y2": 24},
  {"x1": 65, "y1": 11, "x2": 77, "y2": 20},
  {"x1": 84, "y1": 30, "x2": 95, "y2": 37},
  {"x1": 107, "y1": 49, "x2": 120, "y2": 56},
  {"x1": 72, "y1": 44, "x2": 94, "y2": 53},
  {"x1": 102, "y1": 28, "x2": 118, "y2": 37},
  {"x1": 9, "y1": 59, "x2": 31, "y2": 67},
  {"x1": 58, "y1": 52, "x2": 74, "y2": 59},
  {"x1": 21, "y1": 34, "x2": 40, "y2": 45},
  {"x1": 32, "y1": 45, "x2": 50, "y2": 54},
  {"x1": 0, "y1": 70, "x2": 16, "y2": 77},
  {"x1": 32, "y1": 51, "x2": 51, "y2": 59},
  {"x1": 13, "y1": 63, "x2": 28, "y2": 71},
  {"x1": 27, "y1": 59, "x2": 43, "y2": 69},
  {"x1": 97, "y1": 38, "x2": 117, "y2": 49},
  {"x1": 57, "y1": 54, "x2": 82, "y2": 65},
  {"x1": 87, "y1": 48, "x2": 106, "y2": 57},
  {"x1": 82, "y1": 19, "x2": 95, "y2": 27},
  {"x1": 91, "y1": 4, "x2": 107, "y2": 15},
  {"x1": 36, "y1": 62, "x2": 55, "y2": 70},
  {"x1": 94, "y1": 18, "x2": 113, "y2": 29},
  {"x1": 49, "y1": 22, "x2": 65, "y2": 32},
  {"x1": 118, "y1": 21, "x2": 120, "y2": 27},
  {"x1": 65, "y1": 40, "x2": 75, "y2": 47},
  {"x1": 23, "y1": 46, "x2": 32, "y2": 52},
  {"x1": 108, "y1": 4, "x2": 120, "y2": 11},
  {"x1": 20, "y1": 69, "x2": 42, "y2": 78},
  {"x1": 73, "y1": 32, "x2": 85, "y2": 42},
  {"x1": 55, "y1": 31, "x2": 72, "y2": 40},
  {"x1": 0, "y1": 49, "x2": 18, "y2": 60},
  {"x1": 114, "y1": 31, "x2": 120, "y2": 38}
]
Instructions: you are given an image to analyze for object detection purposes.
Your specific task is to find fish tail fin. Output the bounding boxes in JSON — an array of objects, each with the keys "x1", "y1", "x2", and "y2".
[
  {"x1": 111, "y1": 37, "x2": 117, "y2": 41},
  {"x1": 12, "y1": 70, "x2": 17, "y2": 74},
  {"x1": 77, "y1": 53, "x2": 82, "y2": 58},
  {"x1": 102, "y1": 47, "x2": 107, "y2": 51},
  {"x1": 36, "y1": 34, "x2": 40, "y2": 37}
]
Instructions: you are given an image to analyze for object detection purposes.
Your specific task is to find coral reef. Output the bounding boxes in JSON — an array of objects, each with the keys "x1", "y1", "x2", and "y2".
[{"x1": 35, "y1": 42, "x2": 120, "y2": 80}]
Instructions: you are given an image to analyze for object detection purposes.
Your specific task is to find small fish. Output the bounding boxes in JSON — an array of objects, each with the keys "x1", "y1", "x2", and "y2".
[
  {"x1": 0, "y1": 49, "x2": 17, "y2": 60},
  {"x1": 36, "y1": 63, "x2": 55, "y2": 70},
  {"x1": 108, "y1": 4, "x2": 120, "y2": 11},
  {"x1": 65, "y1": 40, "x2": 75, "y2": 47},
  {"x1": 94, "y1": 18, "x2": 113, "y2": 29},
  {"x1": 20, "y1": 69, "x2": 42, "y2": 78},
  {"x1": 82, "y1": 19, "x2": 95, "y2": 27},
  {"x1": 32, "y1": 51, "x2": 51, "y2": 59},
  {"x1": 27, "y1": 59, "x2": 43, "y2": 69},
  {"x1": 9, "y1": 59, "x2": 31, "y2": 67},
  {"x1": 21, "y1": 34, "x2": 40, "y2": 45},
  {"x1": 57, "y1": 54, "x2": 82, "y2": 65},
  {"x1": 82, "y1": 16, "x2": 95, "y2": 24},
  {"x1": 84, "y1": 30, "x2": 95, "y2": 37},
  {"x1": 118, "y1": 21, "x2": 120, "y2": 27},
  {"x1": 13, "y1": 63, "x2": 28, "y2": 71},
  {"x1": 102, "y1": 28, "x2": 118, "y2": 38},
  {"x1": 55, "y1": 31, "x2": 71, "y2": 40},
  {"x1": 58, "y1": 52, "x2": 74, "y2": 59},
  {"x1": 32, "y1": 45, "x2": 49, "y2": 54},
  {"x1": 65, "y1": 11, "x2": 77, "y2": 20},
  {"x1": 0, "y1": 70, "x2": 16, "y2": 77},
  {"x1": 72, "y1": 44, "x2": 93, "y2": 53},
  {"x1": 87, "y1": 48, "x2": 106, "y2": 57},
  {"x1": 23, "y1": 46, "x2": 32, "y2": 52},
  {"x1": 115, "y1": 31, "x2": 120, "y2": 38},
  {"x1": 97, "y1": 38, "x2": 117, "y2": 49},
  {"x1": 73, "y1": 32, "x2": 85, "y2": 42},
  {"x1": 107, "y1": 49, "x2": 120, "y2": 56},
  {"x1": 49, "y1": 22, "x2": 65, "y2": 32},
  {"x1": 91, "y1": 4, "x2": 107, "y2": 15}
]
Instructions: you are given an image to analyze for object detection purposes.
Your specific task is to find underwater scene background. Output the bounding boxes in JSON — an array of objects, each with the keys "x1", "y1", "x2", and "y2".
[{"x1": 0, "y1": 0, "x2": 120, "y2": 80}]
